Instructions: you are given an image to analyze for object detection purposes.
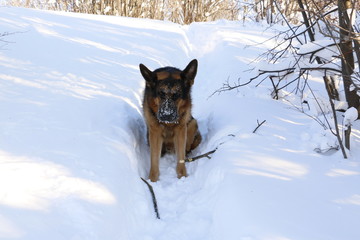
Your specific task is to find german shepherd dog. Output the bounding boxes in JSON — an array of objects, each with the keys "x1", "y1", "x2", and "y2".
[{"x1": 139, "y1": 59, "x2": 202, "y2": 182}]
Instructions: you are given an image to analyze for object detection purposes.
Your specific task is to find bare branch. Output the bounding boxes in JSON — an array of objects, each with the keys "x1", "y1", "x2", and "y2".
[
  {"x1": 253, "y1": 120, "x2": 266, "y2": 133},
  {"x1": 184, "y1": 149, "x2": 217, "y2": 163}
]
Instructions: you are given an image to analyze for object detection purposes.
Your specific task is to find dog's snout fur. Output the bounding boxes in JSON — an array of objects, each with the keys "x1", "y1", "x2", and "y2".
[{"x1": 157, "y1": 98, "x2": 179, "y2": 123}]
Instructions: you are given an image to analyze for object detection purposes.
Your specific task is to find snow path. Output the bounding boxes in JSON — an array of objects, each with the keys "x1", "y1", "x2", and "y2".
[{"x1": 0, "y1": 7, "x2": 360, "y2": 240}]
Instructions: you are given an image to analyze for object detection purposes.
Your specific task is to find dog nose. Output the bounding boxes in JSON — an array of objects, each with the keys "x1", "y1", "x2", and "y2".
[
  {"x1": 158, "y1": 114, "x2": 177, "y2": 123},
  {"x1": 157, "y1": 99, "x2": 178, "y2": 123}
]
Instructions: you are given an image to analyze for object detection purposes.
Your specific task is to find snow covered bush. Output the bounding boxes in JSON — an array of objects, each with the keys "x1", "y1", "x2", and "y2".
[{"x1": 218, "y1": 0, "x2": 359, "y2": 157}]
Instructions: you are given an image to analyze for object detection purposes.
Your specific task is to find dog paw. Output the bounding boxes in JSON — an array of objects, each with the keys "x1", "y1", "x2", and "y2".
[
  {"x1": 149, "y1": 169, "x2": 159, "y2": 182},
  {"x1": 176, "y1": 164, "x2": 187, "y2": 179}
]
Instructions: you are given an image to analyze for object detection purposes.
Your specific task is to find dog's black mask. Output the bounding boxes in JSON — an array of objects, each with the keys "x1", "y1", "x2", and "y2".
[
  {"x1": 157, "y1": 98, "x2": 179, "y2": 124},
  {"x1": 139, "y1": 59, "x2": 198, "y2": 125},
  {"x1": 155, "y1": 81, "x2": 182, "y2": 124}
]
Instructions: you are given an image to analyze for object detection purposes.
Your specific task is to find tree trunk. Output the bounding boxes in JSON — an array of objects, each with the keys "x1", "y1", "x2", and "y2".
[
  {"x1": 298, "y1": 0, "x2": 339, "y2": 100},
  {"x1": 338, "y1": 0, "x2": 357, "y2": 109},
  {"x1": 338, "y1": 0, "x2": 358, "y2": 150}
]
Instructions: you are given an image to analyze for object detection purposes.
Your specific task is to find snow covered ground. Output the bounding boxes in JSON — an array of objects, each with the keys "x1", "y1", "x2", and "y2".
[{"x1": 0, "y1": 7, "x2": 360, "y2": 240}]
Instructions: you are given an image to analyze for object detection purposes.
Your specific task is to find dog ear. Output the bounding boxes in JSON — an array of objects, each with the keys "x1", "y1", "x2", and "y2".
[
  {"x1": 181, "y1": 59, "x2": 198, "y2": 85},
  {"x1": 139, "y1": 64, "x2": 155, "y2": 85}
]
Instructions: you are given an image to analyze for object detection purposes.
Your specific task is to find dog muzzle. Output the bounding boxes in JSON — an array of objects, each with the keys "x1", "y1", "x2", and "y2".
[{"x1": 157, "y1": 99, "x2": 179, "y2": 124}]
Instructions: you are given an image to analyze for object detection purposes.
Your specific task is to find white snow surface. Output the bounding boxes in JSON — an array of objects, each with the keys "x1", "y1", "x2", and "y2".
[
  {"x1": 0, "y1": 7, "x2": 360, "y2": 240},
  {"x1": 344, "y1": 107, "x2": 359, "y2": 127}
]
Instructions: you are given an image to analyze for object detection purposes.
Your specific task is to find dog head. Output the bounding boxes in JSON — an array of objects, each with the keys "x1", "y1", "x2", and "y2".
[{"x1": 139, "y1": 59, "x2": 198, "y2": 124}]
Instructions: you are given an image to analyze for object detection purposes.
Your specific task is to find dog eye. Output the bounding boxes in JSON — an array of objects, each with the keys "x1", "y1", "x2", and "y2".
[
  {"x1": 158, "y1": 91, "x2": 166, "y2": 98},
  {"x1": 172, "y1": 93, "x2": 180, "y2": 100}
]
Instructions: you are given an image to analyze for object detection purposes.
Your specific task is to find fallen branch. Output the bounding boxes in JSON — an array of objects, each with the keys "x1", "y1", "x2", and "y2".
[
  {"x1": 141, "y1": 177, "x2": 160, "y2": 219},
  {"x1": 253, "y1": 120, "x2": 266, "y2": 133},
  {"x1": 183, "y1": 149, "x2": 217, "y2": 162}
]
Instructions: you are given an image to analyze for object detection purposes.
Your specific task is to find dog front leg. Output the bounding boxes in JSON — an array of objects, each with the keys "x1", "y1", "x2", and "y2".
[
  {"x1": 174, "y1": 125, "x2": 187, "y2": 179},
  {"x1": 149, "y1": 128, "x2": 163, "y2": 182}
]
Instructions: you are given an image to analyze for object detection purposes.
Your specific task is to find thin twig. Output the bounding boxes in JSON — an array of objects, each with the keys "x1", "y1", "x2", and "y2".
[
  {"x1": 253, "y1": 120, "x2": 266, "y2": 133},
  {"x1": 184, "y1": 149, "x2": 217, "y2": 162},
  {"x1": 141, "y1": 177, "x2": 160, "y2": 219},
  {"x1": 322, "y1": 78, "x2": 348, "y2": 158}
]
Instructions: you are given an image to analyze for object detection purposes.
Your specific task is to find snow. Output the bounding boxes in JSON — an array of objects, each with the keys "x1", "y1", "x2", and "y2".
[
  {"x1": 344, "y1": 107, "x2": 359, "y2": 127},
  {"x1": 0, "y1": 7, "x2": 360, "y2": 240},
  {"x1": 297, "y1": 39, "x2": 337, "y2": 60}
]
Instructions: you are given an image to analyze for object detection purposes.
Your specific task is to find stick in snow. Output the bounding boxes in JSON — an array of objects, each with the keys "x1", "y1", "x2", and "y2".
[
  {"x1": 182, "y1": 149, "x2": 217, "y2": 163},
  {"x1": 141, "y1": 177, "x2": 160, "y2": 219},
  {"x1": 253, "y1": 119, "x2": 266, "y2": 133}
]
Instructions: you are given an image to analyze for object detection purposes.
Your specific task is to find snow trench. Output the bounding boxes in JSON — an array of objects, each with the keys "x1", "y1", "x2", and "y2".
[{"x1": 1, "y1": 8, "x2": 360, "y2": 240}]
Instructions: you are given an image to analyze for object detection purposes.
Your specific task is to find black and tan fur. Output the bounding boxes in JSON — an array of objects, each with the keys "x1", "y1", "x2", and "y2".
[{"x1": 139, "y1": 59, "x2": 202, "y2": 182}]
